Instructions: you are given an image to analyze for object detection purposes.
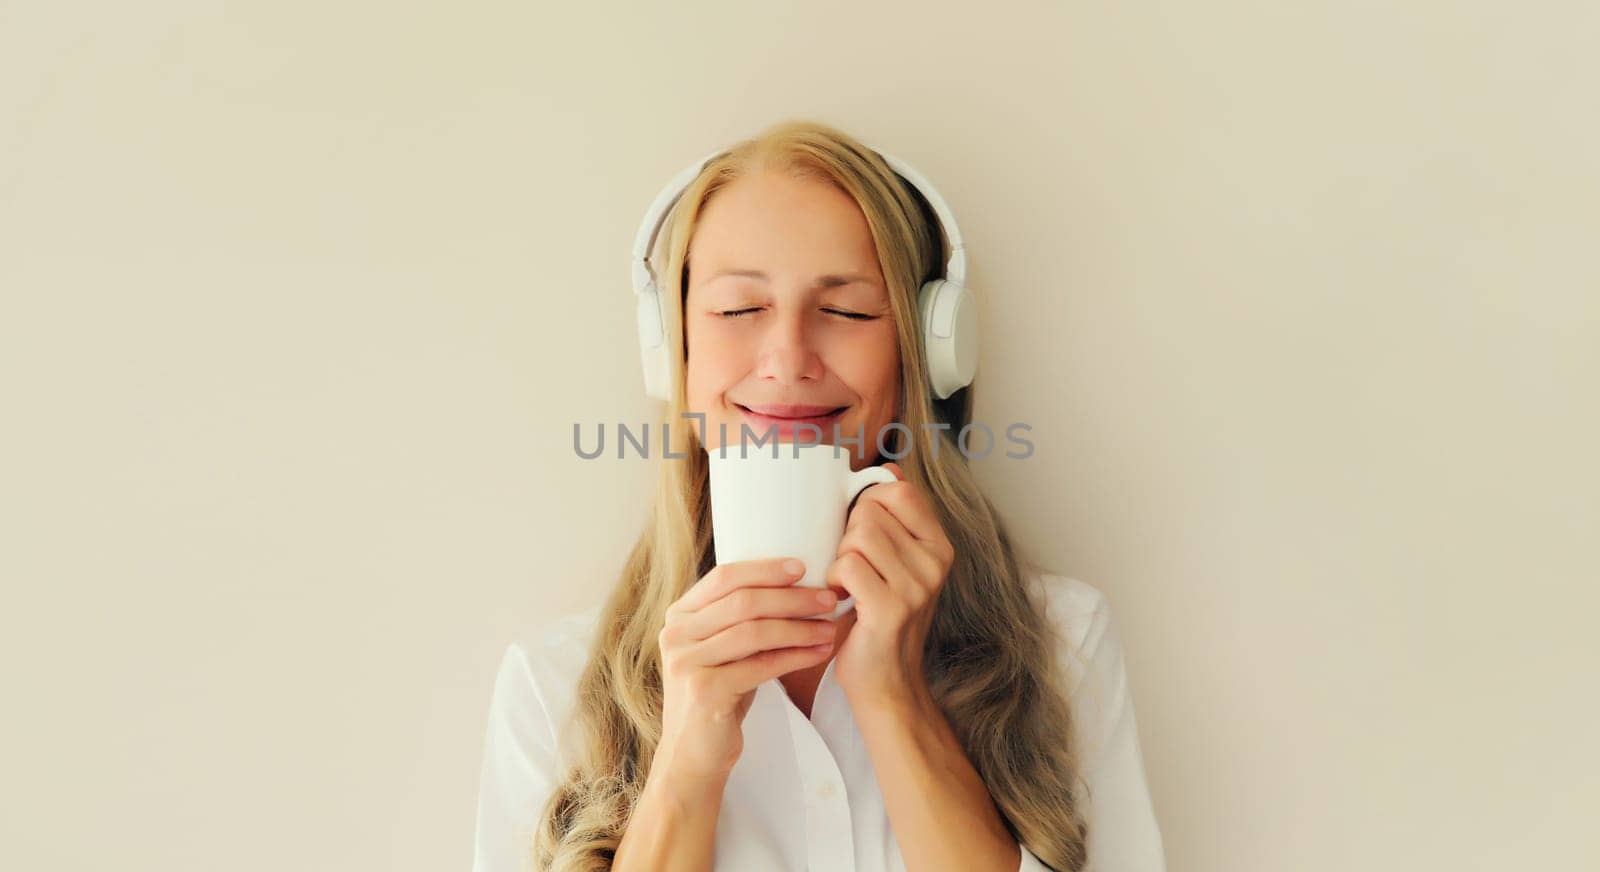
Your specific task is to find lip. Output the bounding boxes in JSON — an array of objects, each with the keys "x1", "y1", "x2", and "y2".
[
  {"x1": 740, "y1": 402, "x2": 847, "y2": 418},
  {"x1": 734, "y1": 403, "x2": 848, "y2": 438}
]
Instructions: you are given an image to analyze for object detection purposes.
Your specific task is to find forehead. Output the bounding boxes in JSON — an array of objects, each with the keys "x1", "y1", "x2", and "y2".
[{"x1": 688, "y1": 171, "x2": 882, "y2": 279}]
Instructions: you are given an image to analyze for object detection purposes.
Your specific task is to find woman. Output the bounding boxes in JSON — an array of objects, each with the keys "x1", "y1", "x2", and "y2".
[{"x1": 472, "y1": 119, "x2": 1166, "y2": 871}]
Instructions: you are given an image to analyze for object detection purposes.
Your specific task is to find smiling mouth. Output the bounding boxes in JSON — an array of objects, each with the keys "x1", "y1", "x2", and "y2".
[{"x1": 735, "y1": 404, "x2": 848, "y2": 421}]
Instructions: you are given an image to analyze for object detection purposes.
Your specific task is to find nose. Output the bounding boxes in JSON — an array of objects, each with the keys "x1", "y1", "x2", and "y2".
[{"x1": 755, "y1": 308, "x2": 824, "y2": 385}]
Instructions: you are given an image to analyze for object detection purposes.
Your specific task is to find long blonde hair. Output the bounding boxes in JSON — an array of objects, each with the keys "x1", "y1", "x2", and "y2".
[{"x1": 534, "y1": 119, "x2": 1089, "y2": 871}]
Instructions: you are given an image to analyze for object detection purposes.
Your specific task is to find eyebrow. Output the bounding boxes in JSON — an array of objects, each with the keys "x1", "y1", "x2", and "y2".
[{"x1": 707, "y1": 269, "x2": 875, "y2": 289}]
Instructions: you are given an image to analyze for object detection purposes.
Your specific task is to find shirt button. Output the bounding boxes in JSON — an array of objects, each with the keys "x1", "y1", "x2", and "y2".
[{"x1": 819, "y1": 781, "x2": 838, "y2": 798}]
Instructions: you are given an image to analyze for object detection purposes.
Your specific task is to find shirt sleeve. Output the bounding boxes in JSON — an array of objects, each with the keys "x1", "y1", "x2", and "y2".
[
  {"x1": 1062, "y1": 591, "x2": 1168, "y2": 872},
  {"x1": 472, "y1": 642, "x2": 562, "y2": 872}
]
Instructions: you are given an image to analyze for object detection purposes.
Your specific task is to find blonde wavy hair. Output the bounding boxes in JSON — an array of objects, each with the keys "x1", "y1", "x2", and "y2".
[{"x1": 533, "y1": 119, "x2": 1089, "y2": 871}]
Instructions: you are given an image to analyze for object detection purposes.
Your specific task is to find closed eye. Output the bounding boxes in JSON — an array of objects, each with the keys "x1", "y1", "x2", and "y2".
[
  {"x1": 714, "y1": 307, "x2": 879, "y2": 321},
  {"x1": 825, "y1": 308, "x2": 877, "y2": 321}
]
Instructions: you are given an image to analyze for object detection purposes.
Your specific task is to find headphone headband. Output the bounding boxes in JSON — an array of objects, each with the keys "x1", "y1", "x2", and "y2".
[{"x1": 630, "y1": 144, "x2": 966, "y2": 300}]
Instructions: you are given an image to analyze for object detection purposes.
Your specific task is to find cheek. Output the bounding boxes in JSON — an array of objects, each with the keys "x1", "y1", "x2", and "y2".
[
  {"x1": 833, "y1": 327, "x2": 900, "y2": 403},
  {"x1": 685, "y1": 330, "x2": 749, "y2": 405}
]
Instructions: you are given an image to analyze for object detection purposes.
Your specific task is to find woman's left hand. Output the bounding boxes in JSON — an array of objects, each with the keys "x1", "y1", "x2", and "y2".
[{"x1": 827, "y1": 462, "x2": 956, "y2": 708}]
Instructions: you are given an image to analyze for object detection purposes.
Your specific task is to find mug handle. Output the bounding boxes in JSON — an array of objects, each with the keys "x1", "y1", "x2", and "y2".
[{"x1": 823, "y1": 465, "x2": 899, "y2": 620}]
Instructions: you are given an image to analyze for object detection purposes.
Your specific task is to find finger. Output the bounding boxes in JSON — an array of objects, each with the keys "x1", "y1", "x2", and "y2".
[
  {"x1": 677, "y1": 585, "x2": 838, "y2": 643},
  {"x1": 900, "y1": 540, "x2": 945, "y2": 597},
  {"x1": 826, "y1": 551, "x2": 894, "y2": 617},
  {"x1": 859, "y1": 480, "x2": 945, "y2": 547},
  {"x1": 687, "y1": 617, "x2": 838, "y2": 668},
  {"x1": 674, "y1": 558, "x2": 805, "y2": 614},
  {"x1": 858, "y1": 502, "x2": 945, "y2": 596},
  {"x1": 837, "y1": 506, "x2": 919, "y2": 603},
  {"x1": 716, "y1": 641, "x2": 837, "y2": 696}
]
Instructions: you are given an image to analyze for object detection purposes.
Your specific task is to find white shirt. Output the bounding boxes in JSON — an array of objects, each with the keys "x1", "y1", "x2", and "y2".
[{"x1": 472, "y1": 573, "x2": 1167, "y2": 871}]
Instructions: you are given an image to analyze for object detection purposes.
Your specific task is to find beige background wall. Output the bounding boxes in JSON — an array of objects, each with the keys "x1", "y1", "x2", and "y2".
[{"x1": 3, "y1": 2, "x2": 1595, "y2": 870}]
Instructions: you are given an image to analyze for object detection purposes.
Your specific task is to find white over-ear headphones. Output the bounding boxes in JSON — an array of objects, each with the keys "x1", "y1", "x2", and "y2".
[{"x1": 629, "y1": 144, "x2": 979, "y2": 402}]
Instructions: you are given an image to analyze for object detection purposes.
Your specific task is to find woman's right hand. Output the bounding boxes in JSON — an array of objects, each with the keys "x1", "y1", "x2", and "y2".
[{"x1": 654, "y1": 557, "x2": 841, "y2": 786}]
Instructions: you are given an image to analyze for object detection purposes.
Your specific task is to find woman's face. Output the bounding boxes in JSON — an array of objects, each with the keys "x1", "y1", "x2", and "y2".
[{"x1": 683, "y1": 170, "x2": 901, "y2": 469}]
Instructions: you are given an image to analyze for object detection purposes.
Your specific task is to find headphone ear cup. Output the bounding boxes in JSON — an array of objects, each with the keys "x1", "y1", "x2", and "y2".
[
  {"x1": 918, "y1": 279, "x2": 979, "y2": 399},
  {"x1": 635, "y1": 283, "x2": 671, "y2": 401}
]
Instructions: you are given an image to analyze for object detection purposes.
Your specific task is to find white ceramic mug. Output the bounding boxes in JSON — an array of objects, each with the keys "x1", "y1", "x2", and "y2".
[{"x1": 707, "y1": 441, "x2": 897, "y2": 620}]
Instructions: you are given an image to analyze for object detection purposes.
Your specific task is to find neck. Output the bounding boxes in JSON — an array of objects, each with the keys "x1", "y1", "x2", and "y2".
[{"x1": 779, "y1": 607, "x2": 858, "y2": 718}]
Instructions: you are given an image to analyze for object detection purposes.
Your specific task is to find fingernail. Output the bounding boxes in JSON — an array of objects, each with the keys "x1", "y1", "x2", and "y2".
[
  {"x1": 783, "y1": 559, "x2": 805, "y2": 576},
  {"x1": 817, "y1": 590, "x2": 836, "y2": 605}
]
